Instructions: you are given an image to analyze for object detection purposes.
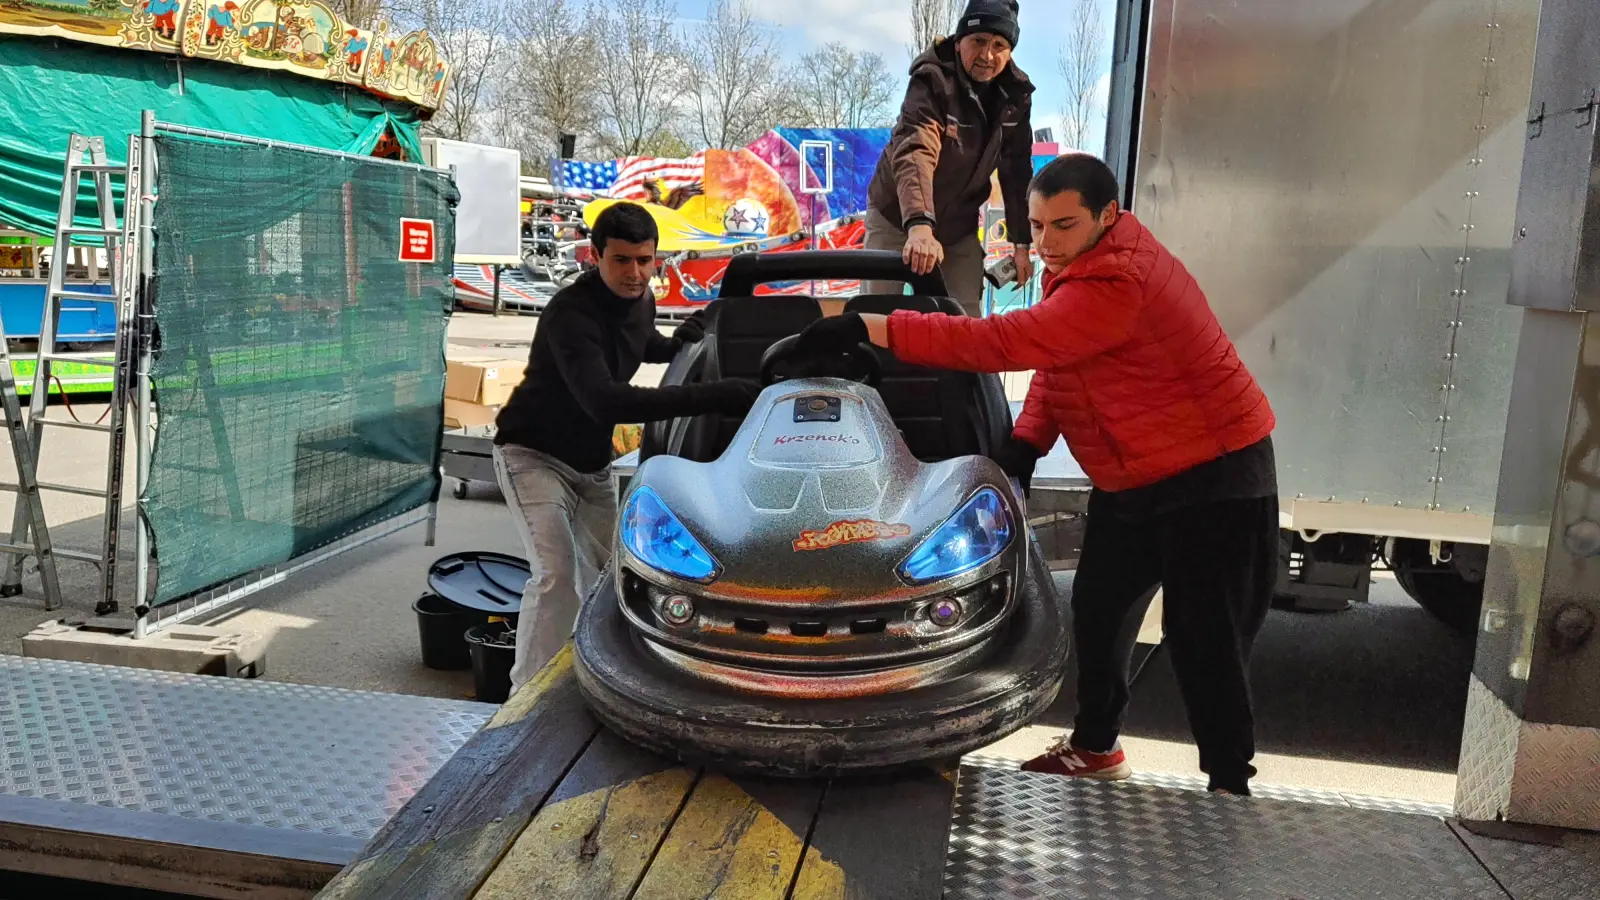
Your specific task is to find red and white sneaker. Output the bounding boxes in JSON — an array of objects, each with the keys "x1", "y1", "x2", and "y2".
[{"x1": 1021, "y1": 736, "x2": 1133, "y2": 780}]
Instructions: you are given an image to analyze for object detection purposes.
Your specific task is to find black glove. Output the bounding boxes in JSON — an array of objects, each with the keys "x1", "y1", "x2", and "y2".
[
  {"x1": 673, "y1": 311, "x2": 709, "y2": 344},
  {"x1": 705, "y1": 378, "x2": 763, "y2": 415},
  {"x1": 993, "y1": 435, "x2": 1043, "y2": 493},
  {"x1": 794, "y1": 312, "x2": 868, "y2": 357}
]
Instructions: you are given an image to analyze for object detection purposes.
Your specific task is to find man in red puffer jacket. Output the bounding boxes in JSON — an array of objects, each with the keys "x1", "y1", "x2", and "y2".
[{"x1": 795, "y1": 153, "x2": 1278, "y2": 796}]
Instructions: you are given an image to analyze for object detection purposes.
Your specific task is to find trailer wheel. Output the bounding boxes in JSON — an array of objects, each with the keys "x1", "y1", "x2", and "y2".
[{"x1": 1389, "y1": 539, "x2": 1482, "y2": 636}]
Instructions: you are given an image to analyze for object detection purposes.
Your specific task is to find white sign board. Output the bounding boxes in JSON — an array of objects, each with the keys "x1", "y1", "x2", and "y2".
[
  {"x1": 422, "y1": 137, "x2": 522, "y2": 265},
  {"x1": 798, "y1": 140, "x2": 833, "y2": 195}
]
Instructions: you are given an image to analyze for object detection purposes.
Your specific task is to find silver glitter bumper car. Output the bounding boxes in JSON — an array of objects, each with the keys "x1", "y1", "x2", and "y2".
[{"x1": 573, "y1": 251, "x2": 1068, "y2": 776}]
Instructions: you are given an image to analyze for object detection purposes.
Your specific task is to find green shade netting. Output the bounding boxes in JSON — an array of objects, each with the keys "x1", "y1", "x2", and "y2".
[
  {"x1": 0, "y1": 34, "x2": 424, "y2": 237},
  {"x1": 144, "y1": 132, "x2": 454, "y2": 605}
]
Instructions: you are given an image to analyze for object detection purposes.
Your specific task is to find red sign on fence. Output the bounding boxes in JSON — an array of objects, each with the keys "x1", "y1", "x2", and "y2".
[{"x1": 400, "y1": 218, "x2": 436, "y2": 263}]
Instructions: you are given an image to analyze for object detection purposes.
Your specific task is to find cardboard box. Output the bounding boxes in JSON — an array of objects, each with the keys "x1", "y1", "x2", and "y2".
[
  {"x1": 445, "y1": 397, "x2": 501, "y2": 428},
  {"x1": 446, "y1": 357, "x2": 524, "y2": 407}
]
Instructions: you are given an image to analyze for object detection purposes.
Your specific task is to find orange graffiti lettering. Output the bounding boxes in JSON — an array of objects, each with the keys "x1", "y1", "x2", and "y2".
[{"x1": 793, "y1": 519, "x2": 912, "y2": 552}]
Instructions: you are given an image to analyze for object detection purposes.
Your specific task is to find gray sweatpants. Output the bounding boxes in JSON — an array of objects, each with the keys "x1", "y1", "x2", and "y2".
[
  {"x1": 492, "y1": 443, "x2": 617, "y2": 692},
  {"x1": 863, "y1": 206, "x2": 988, "y2": 317}
]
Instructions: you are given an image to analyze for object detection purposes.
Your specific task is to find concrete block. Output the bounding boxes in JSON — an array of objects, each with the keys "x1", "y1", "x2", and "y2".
[{"x1": 22, "y1": 619, "x2": 269, "y2": 678}]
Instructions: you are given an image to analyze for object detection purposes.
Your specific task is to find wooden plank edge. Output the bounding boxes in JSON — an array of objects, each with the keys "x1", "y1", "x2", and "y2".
[
  {"x1": 317, "y1": 646, "x2": 602, "y2": 899},
  {"x1": 0, "y1": 792, "x2": 354, "y2": 899}
]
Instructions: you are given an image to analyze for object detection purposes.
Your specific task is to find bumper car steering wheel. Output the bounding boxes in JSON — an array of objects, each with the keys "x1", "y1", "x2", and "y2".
[{"x1": 759, "y1": 334, "x2": 883, "y2": 387}]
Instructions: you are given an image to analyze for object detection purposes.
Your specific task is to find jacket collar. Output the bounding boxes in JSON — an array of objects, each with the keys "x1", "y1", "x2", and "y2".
[
  {"x1": 1043, "y1": 211, "x2": 1141, "y2": 292},
  {"x1": 579, "y1": 269, "x2": 646, "y2": 317}
]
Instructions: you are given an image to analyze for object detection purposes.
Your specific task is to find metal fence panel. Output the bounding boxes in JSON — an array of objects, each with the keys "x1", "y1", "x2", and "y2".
[{"x1": 144, "y1": 131, "x2": 455, "y2": 606}]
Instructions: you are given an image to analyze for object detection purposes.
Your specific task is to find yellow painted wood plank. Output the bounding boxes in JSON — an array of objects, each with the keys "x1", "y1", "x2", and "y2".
[
  {"x1": 632, "y1": 774, "x2": 830, "y2": 900},
  {"x1": 785, "y1": 844, "x2": 848, "y2": 900},
  {"x1": 487, "y1": 642, "x2": 574, "y2": 730},
  {"x1": 793, "y1": 762, "x2": 959, "y2": 900},
  {"x1": 475, "y1": 766, "x2": 698, "y2": 900}
]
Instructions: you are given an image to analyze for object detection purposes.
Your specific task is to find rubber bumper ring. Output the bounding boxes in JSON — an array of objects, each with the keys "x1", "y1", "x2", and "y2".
[{"x1": 574, "y1": 542, "x2": 1068, "y2": 778}]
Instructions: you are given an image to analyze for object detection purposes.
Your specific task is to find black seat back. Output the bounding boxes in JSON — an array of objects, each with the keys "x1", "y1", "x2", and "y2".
[
  {"x1": 709, "y1": 294, "x2": 825, "y2": 381},
  {"x1": 845, "y1": 294, "x2": 993, "y2": 462},
  {"x1": 674, "y1": 294, "x2": 823, "y2": 461}
]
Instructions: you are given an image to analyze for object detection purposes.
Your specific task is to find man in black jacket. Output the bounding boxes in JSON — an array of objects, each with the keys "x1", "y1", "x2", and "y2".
[{"x1": 493, "y1": 202, "x2": 760, "y2": 690}]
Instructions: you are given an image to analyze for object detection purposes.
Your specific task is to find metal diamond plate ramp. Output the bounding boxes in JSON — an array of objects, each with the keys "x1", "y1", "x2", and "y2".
[
  {"x1": 0, "y1": 656, "x2": 492, "y2": 838},
  {"x1": 1450, "y1": 821, "x2": 1600, "y2": 900},
  {"x1": 1458, "y1": 675, "x2": 1518, "y2": 820},
  {"x1": 945, "y1": 767, "x2": 1505, "y2": 900},
  {"x1": 961, "y1": 753, "x2": 1456, "y2": 818}
]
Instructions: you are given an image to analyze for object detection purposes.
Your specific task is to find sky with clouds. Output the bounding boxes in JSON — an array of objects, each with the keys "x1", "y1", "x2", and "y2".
[{"x1": 674, "y1": 0, "x2": 1114, "y2": 152}]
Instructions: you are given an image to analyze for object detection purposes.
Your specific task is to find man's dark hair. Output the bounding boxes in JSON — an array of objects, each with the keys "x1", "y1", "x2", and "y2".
[
  {"x1": 591, "y1": 201, "x2": 659, "y2": 255},
  {"x1": 1029, "y1": 153, "x2": 1121, "y2": 215}
]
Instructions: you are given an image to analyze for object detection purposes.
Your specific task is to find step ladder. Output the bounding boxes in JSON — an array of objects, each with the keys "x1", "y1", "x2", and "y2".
[{"x1": 0, "y1": 135, "x2": 135, "y2": 614}]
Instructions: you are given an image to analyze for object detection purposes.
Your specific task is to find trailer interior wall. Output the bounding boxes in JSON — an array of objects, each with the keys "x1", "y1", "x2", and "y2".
[{"x1": 1134, "y1": 0, "x2": 1539, "y2": 543}]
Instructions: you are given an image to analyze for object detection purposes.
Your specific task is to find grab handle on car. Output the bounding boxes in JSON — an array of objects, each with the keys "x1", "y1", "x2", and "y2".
[{"x1": 718, "y1": 250, "x2": 950, "y2": 299}]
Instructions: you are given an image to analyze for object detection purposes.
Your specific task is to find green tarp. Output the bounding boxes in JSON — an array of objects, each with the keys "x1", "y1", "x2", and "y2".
[
  {"x1": 0, "y1": 35, "x2": 424, "y2": 237},
  {"x1": 143, "y1": 132, "x2": 454, "y2": 605}
]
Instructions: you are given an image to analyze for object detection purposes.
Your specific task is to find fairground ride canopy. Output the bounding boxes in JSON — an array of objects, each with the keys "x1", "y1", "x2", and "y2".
[{"x1": 0, "y1": 0, "x2": 450, "y2": 235}]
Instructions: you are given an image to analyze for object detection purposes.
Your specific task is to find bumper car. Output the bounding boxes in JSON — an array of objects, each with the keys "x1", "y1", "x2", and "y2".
[{"x1": 574, "y1": 251, "x2": 1068, "y2": 777}]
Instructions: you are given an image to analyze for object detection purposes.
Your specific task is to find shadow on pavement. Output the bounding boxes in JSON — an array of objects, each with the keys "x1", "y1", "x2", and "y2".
[{"x1": 1035, "y1": 579, "x2": 1474, "y2": 774}]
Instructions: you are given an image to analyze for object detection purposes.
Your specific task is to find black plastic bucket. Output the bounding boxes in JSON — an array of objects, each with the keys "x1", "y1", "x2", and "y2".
[
  {"x1": 465, "y1": 621, "x2": 517, "y2": 703},
  {"x1": 413, "y1": 593, "x2": 488, "y2": 671}
]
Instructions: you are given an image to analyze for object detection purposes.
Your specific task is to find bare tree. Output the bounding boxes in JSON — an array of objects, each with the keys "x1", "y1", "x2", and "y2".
[
  {"x1": 326, "y1": 0, "x2": 390, "y2": 29},
  {"x1": 501, "y1": 0, "x2": 600, "y2": 158},
  {"x1": 908, "y1": 0, "x2": 962, "y2": 57},
  {"x1": 591, "y1": 0, "x2": 686, "y2": 156},
  {"x1": 788, "y1": 43, "x2": 898, "y2": 129},
  {"x1": 479, "y1": 94, "x2": 548, "y2": 174},
  {"x1": 391, "y1": 0, "x2": 511, "y2": 141},
  {"x1": 1058, "y1": 0, "x2": 1103, "y2": 150},
  {"x1": 636, "y1": 131, "x2": 696, "y2": 159},
  {"x1": 682, "y1": 0, "x2": 784, "y2": 149}
]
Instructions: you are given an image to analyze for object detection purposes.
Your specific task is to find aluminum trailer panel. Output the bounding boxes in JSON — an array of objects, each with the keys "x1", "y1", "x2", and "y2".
[{"x1": 1134, "y1": 0, "x2": 1539, "y2": 543}]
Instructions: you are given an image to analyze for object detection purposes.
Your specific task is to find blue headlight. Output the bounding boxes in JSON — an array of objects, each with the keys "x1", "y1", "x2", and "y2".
[
  {"x1": 897, "y1": 488, "x2": 1014, "y2": 585},
  {"x1": 620, "y1": 486, "x2": 720, "y2": 583}
]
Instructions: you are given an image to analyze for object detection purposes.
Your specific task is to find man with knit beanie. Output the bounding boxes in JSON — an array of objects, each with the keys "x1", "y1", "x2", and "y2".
[{"x1": 864, "y1": 0, "x2": 1035, "y2": 316}]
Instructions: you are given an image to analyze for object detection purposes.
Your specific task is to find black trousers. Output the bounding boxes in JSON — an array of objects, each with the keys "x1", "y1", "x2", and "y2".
[{"x1": 1068, "y1": 490, "x2": 1278, "y2": 793}]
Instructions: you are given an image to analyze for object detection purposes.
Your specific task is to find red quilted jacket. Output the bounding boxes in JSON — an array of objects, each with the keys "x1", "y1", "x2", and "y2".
[{"x1": 885, "y1": 211, "x2": 1274, "y2": 492}]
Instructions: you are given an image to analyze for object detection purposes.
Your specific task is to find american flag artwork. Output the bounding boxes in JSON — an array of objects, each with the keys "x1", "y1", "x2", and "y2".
[
  {"x1": 549, "y1": 158, "x2": 620, "y2": 193},
  {"x1": 550, "y1": 154, "x2": 710, "y2": 201},
  {"x1": 609, "y1": 153, "x2": 708, "y2": 201}
]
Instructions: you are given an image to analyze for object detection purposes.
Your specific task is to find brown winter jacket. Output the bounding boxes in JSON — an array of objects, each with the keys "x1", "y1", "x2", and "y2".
[{"x1": 867, "y1": 38, "x2": 1035, "y2": 246}]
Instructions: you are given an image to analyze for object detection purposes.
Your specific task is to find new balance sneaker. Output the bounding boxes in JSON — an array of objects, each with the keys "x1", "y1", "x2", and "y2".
[{"x1": 1020, "y1": 736, "x2": 1133, "y2": 780}]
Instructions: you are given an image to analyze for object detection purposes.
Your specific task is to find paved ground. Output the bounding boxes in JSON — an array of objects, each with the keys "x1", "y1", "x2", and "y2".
[{"x1": 0, "y1": 310, "x2": 1470, "y2": 806}]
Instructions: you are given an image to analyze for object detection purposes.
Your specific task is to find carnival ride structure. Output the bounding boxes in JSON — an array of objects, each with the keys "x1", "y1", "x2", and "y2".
[{"x1": 0, "y1": 0, "x2": 449, "y2": 389}]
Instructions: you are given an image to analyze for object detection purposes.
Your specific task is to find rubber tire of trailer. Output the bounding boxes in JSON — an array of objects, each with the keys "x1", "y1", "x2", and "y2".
[
  {"x1": 573, "y1": 542, "x2": 1069, "y2": 778},
  {"x1": 1389, "y1": 538, "x2": 1484, "y2": 636}
]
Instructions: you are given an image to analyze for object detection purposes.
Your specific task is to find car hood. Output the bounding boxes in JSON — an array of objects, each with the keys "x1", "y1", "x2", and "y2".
[{"x1": 624, "y1": 378, "x2": 1018, "y2": 607}]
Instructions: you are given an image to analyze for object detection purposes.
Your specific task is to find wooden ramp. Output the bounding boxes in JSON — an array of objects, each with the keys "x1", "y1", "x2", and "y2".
[{"x1": 316, "y1": 646, "x2": 959, "y2": 900}]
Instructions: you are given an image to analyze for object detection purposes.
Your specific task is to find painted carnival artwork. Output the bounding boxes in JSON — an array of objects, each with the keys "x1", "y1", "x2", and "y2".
[
  {"x1": 553, "y1": 129, "x2": 1061, "y2": 308},
  {"x1": 0, "y1": 0, "x2": 448, "y2": 110}
]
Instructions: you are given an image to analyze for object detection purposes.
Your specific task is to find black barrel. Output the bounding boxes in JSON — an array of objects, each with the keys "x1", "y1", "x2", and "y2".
[
  {"x1": 465, "y1": 621, "x2": 517, "y2": 703},
  {"x1": 412, "y1": 592, "x2": 488, "y2": 671}
]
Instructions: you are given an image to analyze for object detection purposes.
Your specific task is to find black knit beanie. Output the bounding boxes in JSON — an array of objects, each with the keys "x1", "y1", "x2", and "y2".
[{"x1": 953, "y1": 0, "x2": 1020, "y2": 49}]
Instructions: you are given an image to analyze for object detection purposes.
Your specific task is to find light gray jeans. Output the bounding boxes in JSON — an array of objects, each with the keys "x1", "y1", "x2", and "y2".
[
  {"x1": 863, "y1": 206, "x2": 988, "y2": 317},
  {"x1": 493, "y1": 443, "x2": 617, "y2": 692}
]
